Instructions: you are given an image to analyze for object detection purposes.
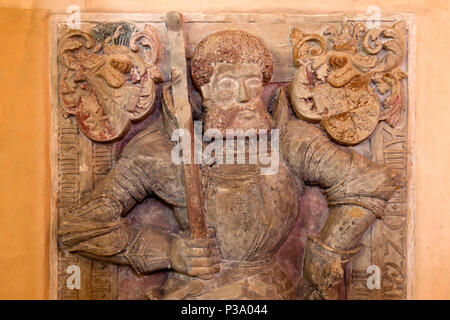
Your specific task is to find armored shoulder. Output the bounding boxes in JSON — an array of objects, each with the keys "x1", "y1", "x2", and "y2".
[
  {"x1": 280, "y1": 118, "x2": 398, "y2": 218},
  {"x1": 119, "y1": 121, "x2": 186, "y2": 208},
  {"x1": 280, "y1": 119, "x2": 331, "y2": 183}
]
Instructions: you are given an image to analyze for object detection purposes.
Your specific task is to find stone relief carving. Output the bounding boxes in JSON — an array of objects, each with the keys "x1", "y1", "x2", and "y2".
[
  {"x1": 58, "y1": 23, "x2": 162, "y2": 141},
  {"x1": 289, "y1": 21, "x2": 406, "y2": 145},
  {"x1": 50, "y1": 12, "x2": 412, "y2": 300}
]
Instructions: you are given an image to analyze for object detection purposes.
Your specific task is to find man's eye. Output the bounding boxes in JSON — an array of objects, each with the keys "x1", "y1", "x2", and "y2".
[
  {"x1": 247, "y1": 78, "x2": 261, "y2": 87},
  {"x1": 218, "y1": 78, "x2": 236, "y2": 88}
]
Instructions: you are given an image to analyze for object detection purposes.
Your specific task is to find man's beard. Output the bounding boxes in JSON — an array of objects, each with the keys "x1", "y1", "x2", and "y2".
[{"x1": 203, "y1": 99, "x2": 273, "y2": 135}]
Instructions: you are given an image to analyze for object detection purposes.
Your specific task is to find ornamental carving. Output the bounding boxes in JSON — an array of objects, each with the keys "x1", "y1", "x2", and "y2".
[
  {"x1": 290, "y1": 22, "x2": 406, "y2": 145},
  {"x1": 50, "y1": 12, "x2": 413, "y2": 300},
  {"x1": 58, "y1": 23, "x2": 162, "y2": 141}
]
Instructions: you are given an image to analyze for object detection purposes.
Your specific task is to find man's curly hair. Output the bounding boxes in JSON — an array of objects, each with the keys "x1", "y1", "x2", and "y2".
[{"x1": 190, "y1": 30, "x2": 273, "y2": 88}]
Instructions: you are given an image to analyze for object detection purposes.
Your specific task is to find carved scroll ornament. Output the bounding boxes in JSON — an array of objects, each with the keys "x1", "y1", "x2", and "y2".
[
  {"x1": 290, "y1": 22, "x2": 407, "y2": 145},
  {"x1": 58, "y1": 23, "x2": 162, "y2": 142}
]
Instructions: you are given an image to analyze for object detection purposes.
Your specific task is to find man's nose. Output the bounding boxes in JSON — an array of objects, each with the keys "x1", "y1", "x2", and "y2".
[{"x1": 237, "y1": 79, "x2": 250, "y2": 103}]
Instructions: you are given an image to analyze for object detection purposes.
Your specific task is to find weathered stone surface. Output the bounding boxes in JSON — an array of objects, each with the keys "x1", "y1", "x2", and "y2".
[{"x1": 50, "y1": 12, "x2": 413, "y2": 300}]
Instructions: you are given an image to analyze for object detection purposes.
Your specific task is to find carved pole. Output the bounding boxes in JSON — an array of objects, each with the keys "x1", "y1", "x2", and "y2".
[{"x1": 166, "y1": 11, "x2": 208, "y2": 239}]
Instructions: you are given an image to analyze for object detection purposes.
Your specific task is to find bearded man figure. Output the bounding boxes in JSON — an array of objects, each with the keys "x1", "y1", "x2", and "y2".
[{"x1": 58, "y1": 30, "x2": 398, "y2": 300}]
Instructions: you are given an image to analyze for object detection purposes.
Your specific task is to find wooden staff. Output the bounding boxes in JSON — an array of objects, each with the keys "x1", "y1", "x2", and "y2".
[{"x1": 165, "y1": 11, "x2": 207, "y2": 239}]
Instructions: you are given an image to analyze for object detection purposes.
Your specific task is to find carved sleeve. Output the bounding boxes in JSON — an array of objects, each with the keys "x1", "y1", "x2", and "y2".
[
  {"x1": 281, "y1": 119, "x2": 398, "y2": 219},
  {"x1": 58, "y1": 125, "x2": 186, "y2": 273},
  {"x1": 58, "y1": 156, "x2": 176, "y2": 273},
  {"x1": 58, "y1": 156, "x2": 154, "y2": 257}
]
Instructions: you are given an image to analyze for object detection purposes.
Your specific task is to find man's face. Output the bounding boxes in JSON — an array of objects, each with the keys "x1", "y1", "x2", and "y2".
[{"x1": 200, "y1": 63, "x2": 273, "y2": 134}]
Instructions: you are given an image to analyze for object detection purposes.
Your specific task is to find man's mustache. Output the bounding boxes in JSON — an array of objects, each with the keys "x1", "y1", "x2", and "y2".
[{"x1": 203, "y1": 101, "x2": 273, "y2": 132}]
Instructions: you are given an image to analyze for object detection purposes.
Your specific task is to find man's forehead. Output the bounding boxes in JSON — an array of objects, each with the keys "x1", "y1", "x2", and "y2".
[{"x1": 213, "y1": 63, "x2": 262, "y2": 79}]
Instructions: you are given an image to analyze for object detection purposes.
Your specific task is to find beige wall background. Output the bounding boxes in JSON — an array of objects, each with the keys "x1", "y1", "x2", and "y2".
[{"x1": 0, "y1": 0, "x2": 448, "y2": 299}]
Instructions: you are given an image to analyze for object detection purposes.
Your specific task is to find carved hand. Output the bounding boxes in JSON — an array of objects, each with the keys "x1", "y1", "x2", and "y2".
[
  {"x1": 169, "y1": 228, "x2": 221, "y2": 277},
  {"x1": 297, "y1": 255, "x2": 344, "y2": 300}
]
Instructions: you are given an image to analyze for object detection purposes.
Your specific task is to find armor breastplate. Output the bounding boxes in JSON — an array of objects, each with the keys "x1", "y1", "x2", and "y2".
[{"x1": 203, "y1": 160, "x2": 299, "y2": 262}]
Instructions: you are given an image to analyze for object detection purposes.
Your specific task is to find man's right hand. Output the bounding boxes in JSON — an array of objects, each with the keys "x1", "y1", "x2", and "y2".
[{"x1": 169, "y1": 228, "x2": 221, "y2": 277}]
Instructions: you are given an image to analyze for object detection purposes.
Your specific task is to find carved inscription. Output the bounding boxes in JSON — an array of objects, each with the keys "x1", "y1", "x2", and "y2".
[{"x1": 57, "y1": 115, "x2": 82, "y2": 299}]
